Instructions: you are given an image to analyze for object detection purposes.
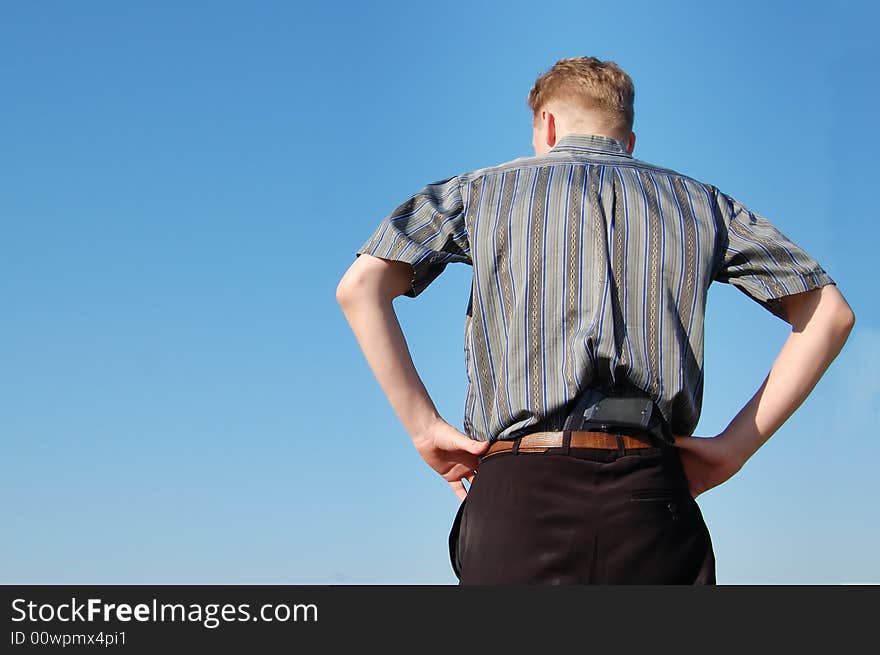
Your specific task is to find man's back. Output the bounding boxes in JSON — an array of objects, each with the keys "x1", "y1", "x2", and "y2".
[
  {"x1": 341, "y1": 56, "x2": 853, "y2": 582},
  {"x1": 356, "y1": 132, "x2": 835, "y2": 444}
]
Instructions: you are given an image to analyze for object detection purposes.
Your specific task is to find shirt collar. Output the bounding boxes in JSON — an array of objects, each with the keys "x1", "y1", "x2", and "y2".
[{"x1": 549, "y1": 133, "x2": 632, "y2": 157}]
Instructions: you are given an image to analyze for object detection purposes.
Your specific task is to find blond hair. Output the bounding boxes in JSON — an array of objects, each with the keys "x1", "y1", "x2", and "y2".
[{"x1": 527, "y1": 56, "x2": 635, "y2": 134}]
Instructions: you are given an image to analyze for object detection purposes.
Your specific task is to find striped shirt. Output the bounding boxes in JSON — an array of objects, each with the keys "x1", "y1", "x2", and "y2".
[{"x1": 354, "y1": 133, "x2": 836, "y2": 444}]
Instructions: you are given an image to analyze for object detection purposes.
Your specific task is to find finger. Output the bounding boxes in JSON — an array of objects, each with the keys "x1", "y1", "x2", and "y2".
[
  {"x1": 449, "y1": 479, "x2": 467, "y2": 501},
  {"x1": 465, "y1": 471, "x2": 476, "y2": 485}
]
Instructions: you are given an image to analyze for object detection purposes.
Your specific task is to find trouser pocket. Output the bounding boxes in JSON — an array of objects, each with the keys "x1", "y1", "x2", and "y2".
[
  {"x1": 448, "y1": 497, "x2": 468, "y2": 580},
  {"x1": 628, "y1": 487, "x2": 693, "y2": 523}
]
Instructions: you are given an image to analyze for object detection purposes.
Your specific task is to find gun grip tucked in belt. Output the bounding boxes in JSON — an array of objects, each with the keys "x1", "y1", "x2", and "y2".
[{"x1": 562, "y1": 385, "x2": 674, "y2": 446}]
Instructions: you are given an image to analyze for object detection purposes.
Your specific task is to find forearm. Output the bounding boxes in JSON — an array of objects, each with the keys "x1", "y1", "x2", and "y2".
[
  {"x1": 722, "y1": 294, "x2": 854, "y2": 465},
  {"x1": 338, "y1": 292, "x2": 441, "y2": 441}
]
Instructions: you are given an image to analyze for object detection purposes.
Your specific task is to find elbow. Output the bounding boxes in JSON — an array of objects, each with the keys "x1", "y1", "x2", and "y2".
[
  {"x1": 825, "y1": 293, "x2": 856, "y2": 342},
  {"x1": 830, "y1": 307, "x2": 856, "y2": 352},
  {"x1": 830, "y1": 287, "x2": 856, "y2": 334},
  {"x1": 838, "y1": 305, "x2": 856, "y2": 334},
  {"x1": 337, "y1": 255, "x2": 403, "y2": 307},
  {"x1": 336, "y1": 261, "x2": 367, "y2": 308},
  {"x1": 336, "y1": 278, "x2": 356, "y2": 309},
  {"x1": 336, "y1": 269, "x2": 377, "y2": 308},
  {"x1": 787, "y1": 285, "x2": 855, "y2": 338}
]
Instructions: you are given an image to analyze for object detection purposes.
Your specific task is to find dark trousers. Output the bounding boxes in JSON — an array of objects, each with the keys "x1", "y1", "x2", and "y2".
[{"x1": 448, "y1": 441, "x2": 716, "y2": 584}]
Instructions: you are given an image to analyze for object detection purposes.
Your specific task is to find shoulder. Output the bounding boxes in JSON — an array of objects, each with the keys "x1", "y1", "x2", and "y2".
[
  {"x1": 622, "y1": 156, "x2": 721, "y2": 195},
  {"x1": 456, "y1": 153, "x2": 551, "y2": 183}
]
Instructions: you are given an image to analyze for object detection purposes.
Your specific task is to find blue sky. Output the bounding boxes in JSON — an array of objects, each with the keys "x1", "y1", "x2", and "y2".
[{"x1": 2, "y1": 0, "x2": 877, "y2": 584}]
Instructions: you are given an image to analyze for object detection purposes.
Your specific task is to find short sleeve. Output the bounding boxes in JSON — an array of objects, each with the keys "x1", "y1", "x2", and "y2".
[
  {"x1": 355, "y1": 175, "x2": 472, "y2": 298},
  {"x1": 712, "y1": 190, "x2": 836, "y2": 322}
]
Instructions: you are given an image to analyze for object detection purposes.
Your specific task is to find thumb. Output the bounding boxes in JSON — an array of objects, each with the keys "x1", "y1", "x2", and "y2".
[
  {"x1": 673, "y1": 434, "x2": 696, "y2": 450},
  {"x1": 458, "y1": 434, "x2": 491, "y2": 454}
]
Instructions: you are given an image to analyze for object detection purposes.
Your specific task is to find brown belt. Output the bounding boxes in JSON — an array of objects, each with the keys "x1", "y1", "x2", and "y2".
[{"x1": 481, "y1": 430, "x2": 657, "y2": 461}]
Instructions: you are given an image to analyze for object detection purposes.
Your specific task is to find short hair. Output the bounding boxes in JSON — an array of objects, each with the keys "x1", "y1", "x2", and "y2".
[{"x1": 527, "y1": 56, "x2": 635, "y2": 134}]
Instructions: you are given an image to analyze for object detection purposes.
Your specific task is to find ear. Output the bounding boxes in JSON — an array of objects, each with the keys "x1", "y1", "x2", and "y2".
[{"x1": 546, "y1": 110, "x2": 557, "y2": 148}]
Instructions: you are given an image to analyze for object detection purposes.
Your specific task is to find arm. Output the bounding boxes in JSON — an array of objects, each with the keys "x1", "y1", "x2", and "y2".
[
  {"x1": 675, "y1": 283, "x2": 855, "y2": 498},
  {"x1": 720, "y1": 283, "x2": 855, "y2": 467},
  {"x1": 336, "y1": 253, "x2": 488, "y2": 500},
  {"x1": 336, "y1": 254, "x2": 441, "y2": 441}
]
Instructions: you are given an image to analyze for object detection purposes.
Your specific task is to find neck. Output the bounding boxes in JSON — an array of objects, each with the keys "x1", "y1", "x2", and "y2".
[{"x1": 559, "y1": 125, "x2": 628, "y2": 143}]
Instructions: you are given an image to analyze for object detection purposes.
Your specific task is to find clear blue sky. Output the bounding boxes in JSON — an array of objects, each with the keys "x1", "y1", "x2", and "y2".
[{"x1": 2, "y1": 0, "x2": 877, "y2": 584}]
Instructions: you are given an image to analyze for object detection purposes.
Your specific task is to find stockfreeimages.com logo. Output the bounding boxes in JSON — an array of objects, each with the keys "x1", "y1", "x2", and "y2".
[{"x1": 11, "y1": 597, "x2": 318, "y2": 629}]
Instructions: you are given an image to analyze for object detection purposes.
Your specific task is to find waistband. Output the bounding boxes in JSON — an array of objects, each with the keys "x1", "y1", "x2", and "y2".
[{"x1": 480, "y1": 429, "x2": 664, "y2": 463}]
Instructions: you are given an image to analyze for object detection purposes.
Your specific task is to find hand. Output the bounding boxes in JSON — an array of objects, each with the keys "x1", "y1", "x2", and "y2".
[
  {"x1": 673, "y1": 433, "x2": 745, "y2": 499},
  {"x1": 412, "y1": 418, "x2": 491, "y2": 501}
]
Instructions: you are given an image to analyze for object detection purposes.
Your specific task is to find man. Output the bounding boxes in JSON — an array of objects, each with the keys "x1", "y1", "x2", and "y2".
[{"x1": 336, "y1": 56, "x2": 855, "y2": 584}]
